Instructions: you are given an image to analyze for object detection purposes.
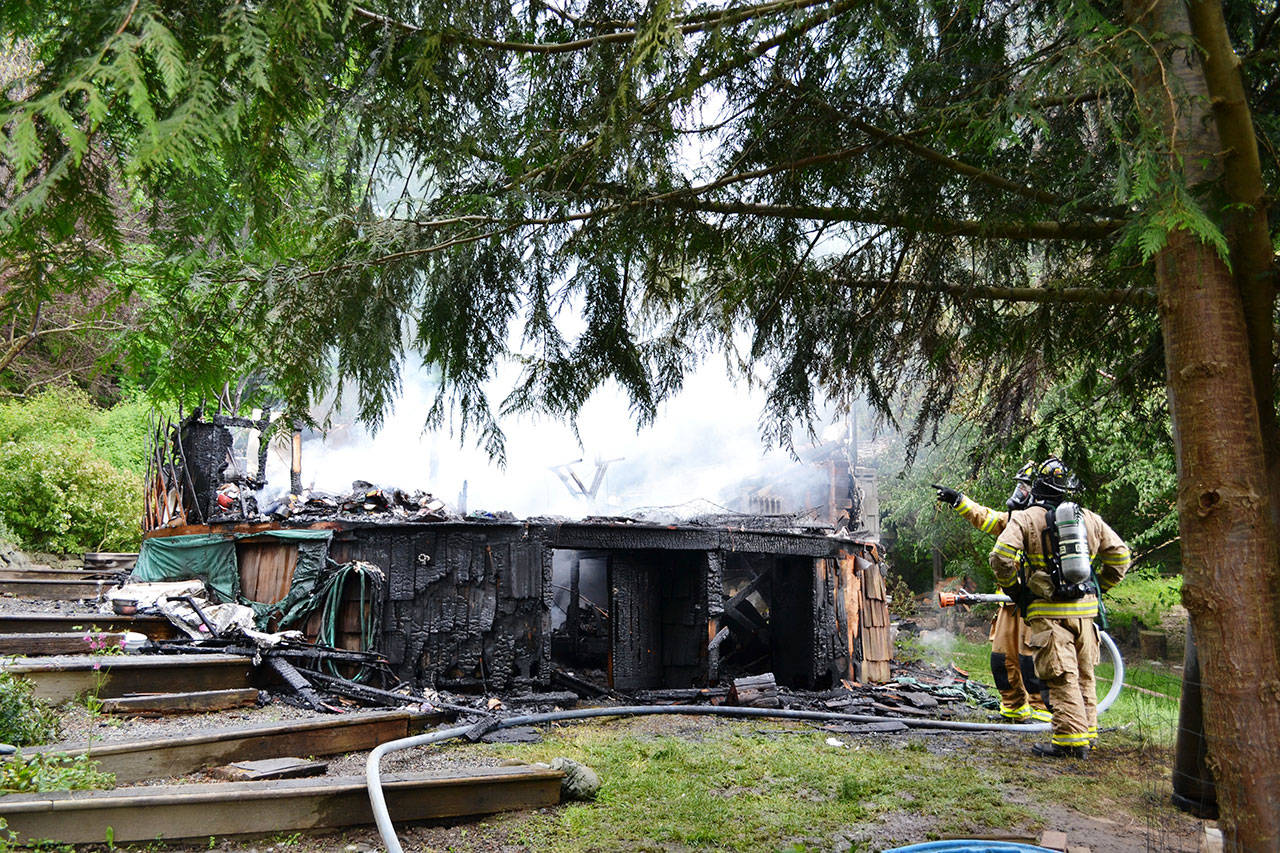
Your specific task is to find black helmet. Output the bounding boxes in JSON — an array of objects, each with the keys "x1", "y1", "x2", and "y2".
[
  {"x1": 1031, "y1": 456, "x2": 1080, "y2": 504},
  {"x1": 1006, "y1": 461, "x2": 1037, "y2": 511}
]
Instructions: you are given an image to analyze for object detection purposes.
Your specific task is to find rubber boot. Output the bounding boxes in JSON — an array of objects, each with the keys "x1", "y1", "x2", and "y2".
[{"x1": 1032, "y1": 743, "x2": 1088, "y2": 759}]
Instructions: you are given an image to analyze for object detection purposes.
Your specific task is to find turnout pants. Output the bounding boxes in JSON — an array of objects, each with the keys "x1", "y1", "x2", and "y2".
[
  {"x1": 1023, "y1": 616, "x2": 1100, "y2": 748},
  {"x1": 990, "y1": 603, "x2": 1049, "y2": 718}
]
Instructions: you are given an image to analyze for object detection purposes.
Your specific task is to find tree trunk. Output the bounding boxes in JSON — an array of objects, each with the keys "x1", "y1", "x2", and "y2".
[
  {"x1": 1187, "y1": 0, "x2": 1280, "y2": 536},
  {"x1": 1154, "y1": 229, "x2": 1280, "y2": 850},
  {"x1": 1125, "y1": 1, "x2": 1280, "y2": 847}
]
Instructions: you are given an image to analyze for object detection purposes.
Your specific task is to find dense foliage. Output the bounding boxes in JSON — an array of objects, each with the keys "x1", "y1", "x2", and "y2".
[
  {"x1": 0, "y1": 387, "x2": 145, "y2": 553},
  {"x1": 4, "y1": 1, "x2": 1279, "y2": 841},
  {"x1": 3, "y1": 1, "x2": 1274, "y2": 457}
]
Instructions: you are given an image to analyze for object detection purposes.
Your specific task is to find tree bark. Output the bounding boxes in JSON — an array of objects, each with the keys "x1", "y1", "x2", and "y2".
[
  {"x1": 1187, "y1": 0, "x2": 1280, "y2": 536},
  {"x1": 1154, "y1": 229, "x2": 1280, "y2": 850},
  {"x1": 1125, "y1": 1, "x2": 1280, "y2": 847}
]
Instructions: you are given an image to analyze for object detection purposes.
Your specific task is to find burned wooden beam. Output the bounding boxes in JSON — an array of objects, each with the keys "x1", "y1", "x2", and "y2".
[{"x1": 729, "y1": 673, "x2": 780, "y2": 708}]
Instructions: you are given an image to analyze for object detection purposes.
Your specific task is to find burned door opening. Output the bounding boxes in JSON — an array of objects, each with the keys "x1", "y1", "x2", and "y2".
[
  {"x1": 550, "y1": 550, "x2": 609, "y2": 670},
  {"x1": 715, "y1": 554, "x2": 818, "y2": 689}
]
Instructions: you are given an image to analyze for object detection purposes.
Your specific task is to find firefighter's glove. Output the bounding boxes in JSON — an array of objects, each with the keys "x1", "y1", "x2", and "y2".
[{"x1": 932, "y1": 484, "x2": 962, "y2": 508}]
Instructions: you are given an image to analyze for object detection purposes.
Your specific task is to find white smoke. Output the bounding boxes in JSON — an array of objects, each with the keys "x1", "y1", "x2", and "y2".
[
  {"x1": 260, "y1": 356, "x2": 848, "y2": 520},
  {"x1": 918, "y1": 628, "x2": 957, "y2": 656}
]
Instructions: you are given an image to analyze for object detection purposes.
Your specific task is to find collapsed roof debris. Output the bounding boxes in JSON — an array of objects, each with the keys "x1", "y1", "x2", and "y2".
[{"x1": 261, "y1": 481, "x2": 450, "y2": 524}]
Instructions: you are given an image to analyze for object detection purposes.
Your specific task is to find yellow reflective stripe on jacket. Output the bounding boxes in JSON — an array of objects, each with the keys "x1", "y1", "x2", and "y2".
[
  {"x1": 956, "y1": 496, "x2": 1002, "y2": 535},
  {"x1": 992, "y1": 541, "x2": 1021, "y2": 561},
  {"x1": 1097, "y1": 550, "x2": 1130, "y2": 565},
  {"x1": 1025, "y1": 597, "x2": 1099, "y2": 620}
]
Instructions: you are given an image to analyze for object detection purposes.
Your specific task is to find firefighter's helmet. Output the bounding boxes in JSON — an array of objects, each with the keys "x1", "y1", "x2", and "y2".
[{"x1": 1031, "y1": 456, "x2": 1080, "y2": 502}]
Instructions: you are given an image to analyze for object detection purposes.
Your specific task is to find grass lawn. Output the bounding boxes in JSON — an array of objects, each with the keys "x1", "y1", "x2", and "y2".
[
  {"x1": 404, "y1": 636, "x2": 1192, "y2": 852},
  {"x1": 386, "y1": 710, "x2": 1196, "y2": 852},
  {"x1": 122, "y1": 634, "x2": 1198, "y2": 853}
]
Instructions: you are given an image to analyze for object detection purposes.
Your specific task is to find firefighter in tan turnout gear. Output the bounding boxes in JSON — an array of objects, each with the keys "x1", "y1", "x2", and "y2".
[
  {"x1": 989, "y1": 458, "x2": 1130, "y2": 758},
  {"x1": 934, "y1": 463, "x2": 1051, "y2": 723}
]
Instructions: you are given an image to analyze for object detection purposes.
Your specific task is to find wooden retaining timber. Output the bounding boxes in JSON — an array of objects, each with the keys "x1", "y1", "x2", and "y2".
[
  {"x1": 25, "y1": 709, "x2": 440, "y2": 783},
  {"x1": 0, "y1": 577, "x2": 115, "y2": 600},
  {"x1": 0, "y1": 632, "x2": 126, "y2": 656},
  {"x1": 0, "y1": 567, "x2": 123, "y2": 581},
  {"x1": 0, "y1": 766, "x2": 564, "y2": 844},
  {"x1": 3, "y1": 653, "x2": 253, "y2": 703},
  {"x1": 83, "y1": 552, "x2": 138, "y2": 572},
  {"x1": 0, "y1": 613, "x2": 179, "y2": 639},
  {"x1": 99, "y1": 688, "x2": 261, "y2": 716}
]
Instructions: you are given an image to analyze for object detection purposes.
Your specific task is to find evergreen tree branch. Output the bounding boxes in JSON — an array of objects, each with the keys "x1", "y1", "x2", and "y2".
[
  {"x1": 652, "y1": 199, "x2": 1125, "y2": 240},
  {"x1": 353, "y1": 0, "x2": 836, "y2": 51},
  {"x1": 786, "y1": 84, "x2": 1079, "y2": 209},
  {"x1": 839, "y1": 277, "x2": 1157, "y2": 307},
  {"x1": 0, "y1": 317, "x2": 127, "y2": 376},
  {"x1": 483, "y1": 0, "x2": 860, "y2": 196}
]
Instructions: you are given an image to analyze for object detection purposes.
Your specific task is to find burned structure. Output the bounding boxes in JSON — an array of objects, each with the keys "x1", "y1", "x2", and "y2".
[{"x1": 140, "y1": 412, "x2": 892, "y2": 691}]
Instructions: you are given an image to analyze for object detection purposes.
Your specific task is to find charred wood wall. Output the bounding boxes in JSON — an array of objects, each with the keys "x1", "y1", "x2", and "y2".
[
  {"x1": 213, "y1": 518, "x2": 887, "y2": 691},
  {"x1": 771, "y1": 556, "x2": 818, "y2": 687},
  {"x1": 176, "y1": 420, "x2": 232, "y2": 523},
  {"x1": 330, "y1": 523, "x2": 548, "y2": 689}
]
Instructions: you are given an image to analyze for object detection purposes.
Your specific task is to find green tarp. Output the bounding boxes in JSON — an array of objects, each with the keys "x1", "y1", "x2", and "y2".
[
  {"x1": 133, "y1": 529, "x2": 335, "y2": 628},
  {"x1": 133, "y1": 534, "x2": 240, "y2": 602}
]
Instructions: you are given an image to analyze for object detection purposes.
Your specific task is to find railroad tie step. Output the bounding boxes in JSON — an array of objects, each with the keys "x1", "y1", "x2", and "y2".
[{"x1": 0, "y1": 766, "x2": 564, "y2": 844}]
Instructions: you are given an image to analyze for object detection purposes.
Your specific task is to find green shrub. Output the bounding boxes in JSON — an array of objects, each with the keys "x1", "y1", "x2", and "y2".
[
  {"x1": 0, "y1": 387, "x2": 151, "y2": 476},
  {"x1": 90, "y1": 394, "x2": 151, "y2": 474},
  {"x1": 0, "y1": 387, "x2": 146, "y2": 554},
  {"x1": 0, "y1": 440, "x2": 142, "y2": 554},
  {"x1": 0, "y1": 672, "x2": 59, "y2": 746},
  {"x1": 0, "y1": 753, "x2": 114, "y2": 793}
]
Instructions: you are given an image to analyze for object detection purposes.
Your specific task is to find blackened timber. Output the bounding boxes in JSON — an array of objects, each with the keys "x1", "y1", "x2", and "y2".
[
  {"x1": 545, "y1": 523, "x2": 838, "y2": 555},
  {"x1": 729, "y1": 673, "x2": 780, "y2": 708}
]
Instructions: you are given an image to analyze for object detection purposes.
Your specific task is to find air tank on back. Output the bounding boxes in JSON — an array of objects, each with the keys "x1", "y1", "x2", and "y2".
[{"x1": 1054, "y1": 502, "x2": 1092, "y2": 584}]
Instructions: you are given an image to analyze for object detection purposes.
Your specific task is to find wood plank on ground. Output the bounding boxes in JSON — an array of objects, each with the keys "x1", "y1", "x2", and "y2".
[
  {"x1": 3, "y1": 653, "x2": 253, "y2": 703},
  {"x1": 0, "y1": 614, "x2": 177, "y2": 639},
  {"x1": 208, "y1": 757, "x2": 329, "y2": 781},
  {"x1": 99, "y1": 688, "x2": 260, "y2": 716},
  {"x1": 0, "y1": 766, "x2": 563, "y2": 844},
  {"x1": 82, "y1": 552, "x2": 138, "y2": 571},
  {"x1": 0, "y1": 578, "x2": 115, "y2": 600},
  {"x1": 23, "y1": 709, "x2": 439, "y2": 783}
]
